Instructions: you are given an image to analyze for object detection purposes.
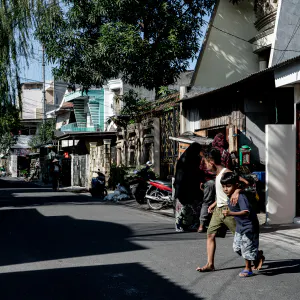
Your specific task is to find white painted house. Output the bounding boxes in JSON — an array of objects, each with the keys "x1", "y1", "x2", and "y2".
[{"x1": 180, "y1": 0, "x2": 300, "y2": 224}]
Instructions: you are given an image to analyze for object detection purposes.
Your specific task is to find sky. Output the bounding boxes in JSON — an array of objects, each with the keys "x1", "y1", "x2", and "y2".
[
  {"x1": 19, "y1": 44, "x2": 200, "y2": 84},
  {"x1": 19, "y1": 39, "x2": 55, "y2": 83},
  {"x1": 20, "y1": 15, "x2": 210, "y2": 83}
]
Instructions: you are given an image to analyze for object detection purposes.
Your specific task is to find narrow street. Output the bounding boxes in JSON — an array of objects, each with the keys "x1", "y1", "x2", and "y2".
[{"x1": 0, "y1": 178, "x2": 299, "y2": 300}]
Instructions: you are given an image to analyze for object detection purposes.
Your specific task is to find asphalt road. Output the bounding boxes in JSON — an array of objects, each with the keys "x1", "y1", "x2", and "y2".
[{"x1": 0, "y1": 178, "x2": 299, "y2": 300}]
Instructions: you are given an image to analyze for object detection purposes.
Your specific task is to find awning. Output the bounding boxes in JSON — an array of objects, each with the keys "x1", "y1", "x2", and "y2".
[{"x1": 169, "y1": 132, "x2": 213, "y2": 145}]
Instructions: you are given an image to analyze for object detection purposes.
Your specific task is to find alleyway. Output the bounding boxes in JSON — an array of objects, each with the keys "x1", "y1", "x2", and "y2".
[{"x1": 0, "y1": 178, "x2": 299, "y2": 300}]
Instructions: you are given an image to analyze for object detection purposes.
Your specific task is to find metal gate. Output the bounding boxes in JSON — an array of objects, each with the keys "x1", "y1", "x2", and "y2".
[
  {"x1": 72, "y1": 155, "x2": 87, "y2": 187},
  {"x1": 159, "y1": 105, "x2": 180, "y2": 179}
]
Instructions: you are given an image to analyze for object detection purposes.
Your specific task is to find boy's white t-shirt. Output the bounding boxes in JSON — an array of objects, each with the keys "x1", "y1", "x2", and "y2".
[{"x1": 215, "y1": 168, "x2": 229, "y2": 207}]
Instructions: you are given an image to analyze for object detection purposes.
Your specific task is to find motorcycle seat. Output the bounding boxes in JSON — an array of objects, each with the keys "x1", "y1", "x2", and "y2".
[{"x1": 149, "y1": 179, "x2": 172, "y2": 188}]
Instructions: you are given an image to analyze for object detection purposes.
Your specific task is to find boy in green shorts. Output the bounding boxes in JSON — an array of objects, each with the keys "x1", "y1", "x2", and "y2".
[{"x1": 197, "y1": 148, "x2": 239, "y2": 272}]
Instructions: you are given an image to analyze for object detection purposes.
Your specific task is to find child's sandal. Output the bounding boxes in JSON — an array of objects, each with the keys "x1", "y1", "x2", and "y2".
[{"x1": 239, "y1": 270, "x2": 253, "y2": 278}]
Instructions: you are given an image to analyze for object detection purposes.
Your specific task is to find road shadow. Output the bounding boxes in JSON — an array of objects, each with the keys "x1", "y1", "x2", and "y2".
[
  {"x1": 130, "y1": 230, "x2": 212, "y2": 242},
  {"x1": 0, "y1": 208, "x2": 144, "y2": 267},
  {"x1": 259, "y1": 259, "x2": 300, "y2": 276},
  {"x1": 0, "y1": 178, "x2": 127, "y2": 207},
  {"x1": 0, "y1": 263, "x2": 202, "y2": 300}
]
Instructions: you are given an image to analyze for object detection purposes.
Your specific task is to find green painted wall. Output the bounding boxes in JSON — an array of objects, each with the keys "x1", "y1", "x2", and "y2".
[{"x1": 87, "y1": 89, "x2": 104, "y2": 131}]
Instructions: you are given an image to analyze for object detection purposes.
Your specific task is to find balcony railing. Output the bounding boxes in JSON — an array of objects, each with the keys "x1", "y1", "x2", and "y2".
[{"x1": 61, "y1": 122, "x2": 101, "y2": 132}]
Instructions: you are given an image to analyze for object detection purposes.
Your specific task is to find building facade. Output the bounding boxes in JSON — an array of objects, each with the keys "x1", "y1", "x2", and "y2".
[{"x1": 180, "y1": 0, "x2": 300, "y2": 224}]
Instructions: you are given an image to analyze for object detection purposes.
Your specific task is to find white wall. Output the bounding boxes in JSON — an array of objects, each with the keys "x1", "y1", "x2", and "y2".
[
  {"x1": 193, "y1": 0, "x2": 258, "y2": 88},
  {"x1": 270, "y1": 0, "x2": 300, "y2": 66},
  {"x1": 266, "y1": 124, "x2": 296, "y2": 224},
  {"x1": 9, "y1": 155, "x2": 18, "y2": 177},
  {"x1": 103, "y1": 86, "x2": 115, "y2": 130},
  {"x1": 183, "y1": 107, "x2": 200, "y2": 132},
  {"x1": 22, "y1": 89, "x2": 43, "y2": 119},
  {"x1": 56, "y1": 112, "x2": 70, "y2": 130}
]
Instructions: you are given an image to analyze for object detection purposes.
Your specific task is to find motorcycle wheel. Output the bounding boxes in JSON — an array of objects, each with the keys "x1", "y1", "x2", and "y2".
[
  {"x1": 135, "y1": 194, "x2": 145, "y2": 204},
  {"x1": 132, "y1": 186, "x2": 145, "y2": 204},
  {"x1": 147, "y1": 189, "x2": 164, "y2": 210}
]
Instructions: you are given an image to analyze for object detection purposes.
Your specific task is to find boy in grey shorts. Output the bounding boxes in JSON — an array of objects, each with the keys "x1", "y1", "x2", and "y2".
[{"x1": 221, "y1": 172, "x2": 265, "y2": 278}]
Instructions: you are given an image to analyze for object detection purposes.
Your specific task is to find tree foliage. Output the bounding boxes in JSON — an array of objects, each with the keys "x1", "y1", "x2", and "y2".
[
  {"x1": 35, "y1": 0, "x2": 217, "y2": 91},
  {"x1": 0, "y1": 0, "x2": 43, "y2": 151},
  {"x1": 107, "y1": 89, "x2": 152, "y2": 128},
  {"x1": 0, "y1": 103, "x2": 20, "y2": 154},
  {"x1": 29, "y1": 119, "x2": 56, "y2": 148},
  {"x1": 0, "y1": 0, "x2": 35, "y2": 105}
]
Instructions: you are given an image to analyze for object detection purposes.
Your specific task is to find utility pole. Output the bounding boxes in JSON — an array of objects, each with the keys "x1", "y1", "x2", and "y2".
[{"x1": 42, "y1": 45, "x2": 46, "y2": 123}]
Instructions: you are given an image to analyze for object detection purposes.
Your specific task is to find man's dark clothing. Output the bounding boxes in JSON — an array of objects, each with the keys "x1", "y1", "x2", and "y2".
[{"x1": 199, "y1": 179, "x2": 215, "y2": 225}]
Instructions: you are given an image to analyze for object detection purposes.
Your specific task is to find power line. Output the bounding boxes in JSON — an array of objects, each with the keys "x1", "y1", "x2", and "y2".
[
  {"x1": 19, "y1": 76, "x2": 104, "y2": 90},
  {"x1": 277, "y1": 17, "x2": 300, "y2": 64},
  {"x1": 203, "y1": 19, "x2": 300, "y2": 54}
]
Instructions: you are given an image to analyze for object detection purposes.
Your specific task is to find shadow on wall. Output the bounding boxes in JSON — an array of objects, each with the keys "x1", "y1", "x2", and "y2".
[
  {"x1": 198, "y1": 0, "x2": 258, "y2": 88},
  {"x1": 0, "y1": 263, "x2": 203, "y2": 300},
  {"x1": 209, "y1": 38, "x2": 254, "y2": 81}
]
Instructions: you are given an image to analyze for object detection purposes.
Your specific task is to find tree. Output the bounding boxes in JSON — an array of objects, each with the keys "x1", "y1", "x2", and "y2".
[
  {"x1": 35, "y1": 0, "x2": 217, "y2": 92},
  {"x1": 0, "y1": 103, "x2": 20, "y2": 154},
  {"x1": 0, "y1": 0, "x2": 44, "y2": 151},
  {"x1": 107, "y1": 89, "x2": 152, "y2": 129},
  {"x1": 0, "y1": 0, "x2": 36, "y2": 105},
  {"x1": 29, "y1": 119, "x2": 56, "y2": 148}
]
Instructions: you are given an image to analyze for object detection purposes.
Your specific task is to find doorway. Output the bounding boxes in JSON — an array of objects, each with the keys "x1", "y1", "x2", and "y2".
[{"x1": 207, "y1": 127, "x2": 228, "y2": 142}]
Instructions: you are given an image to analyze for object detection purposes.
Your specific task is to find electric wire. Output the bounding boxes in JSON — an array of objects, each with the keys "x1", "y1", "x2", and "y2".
[
  {"x1": 276, "y1": 16, "x2": 300, "y2": 64},
  {"x1": 202, "y1": 19, "x2": 300, "y2": 54}
]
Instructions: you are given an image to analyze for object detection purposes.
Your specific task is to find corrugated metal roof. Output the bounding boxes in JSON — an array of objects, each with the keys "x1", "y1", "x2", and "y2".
[
  {"x1": 182, "y1": 55, "x2": 300, "y2": 102},
  {"x1": 169, "y1": 132, "x2": 214, "y2": 145}
]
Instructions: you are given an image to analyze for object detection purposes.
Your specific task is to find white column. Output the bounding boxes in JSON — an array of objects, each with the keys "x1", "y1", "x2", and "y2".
[
  {"x1": 180, "y1": 103, "x2": 185, "y2": 134},
  {"x1": 266, "y1": 124, "x2": 296, "y2": 224},
  {"x1": 10, "y1": 155, "x2": 18, "y2": 177},
  {"x1": 179, "y1": 86, "x2": 187, "y2": 134}
]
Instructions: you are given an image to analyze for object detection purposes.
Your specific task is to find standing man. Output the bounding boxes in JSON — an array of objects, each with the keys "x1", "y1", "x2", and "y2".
[
  {"x1": 198, "y1": 149, "x2": 215, "y2": 232},
  {"x1": 196, "y1": 148, "x2": 241, "y2": 272},
  {"x1": 50, "y1": 159, "x2": 61, "y2": 191}
]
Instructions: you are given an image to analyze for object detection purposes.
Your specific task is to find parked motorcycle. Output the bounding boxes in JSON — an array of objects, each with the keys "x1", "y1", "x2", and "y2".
[
  {"x1": 128, "y1": 162, "x2": 156, "y2": 204},
  {"x1": 90, "y1": 170, "x2": 108, "y2": 198},
  {"x1": 145, "y1": 179, "x2": 173, "y2": 210}
]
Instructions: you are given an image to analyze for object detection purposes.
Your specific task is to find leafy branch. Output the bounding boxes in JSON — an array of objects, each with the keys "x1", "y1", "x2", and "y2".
[{"x1": 29, "y1": 119, "x2": 56, "y2": 148}]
